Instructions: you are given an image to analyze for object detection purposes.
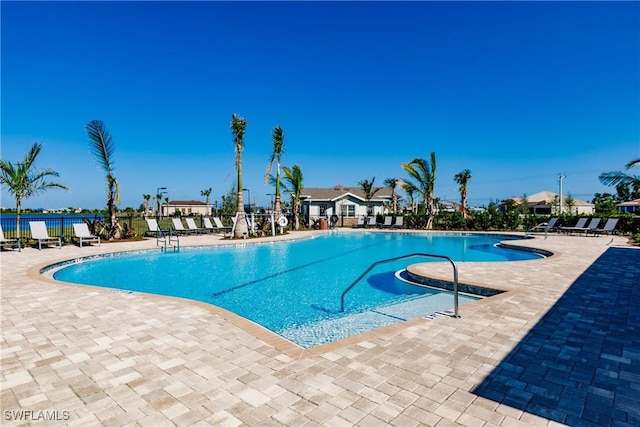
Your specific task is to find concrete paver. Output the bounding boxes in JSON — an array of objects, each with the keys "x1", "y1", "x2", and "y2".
[{"x1": 1, "y1": 230, "x2": 638, "y2": 426}]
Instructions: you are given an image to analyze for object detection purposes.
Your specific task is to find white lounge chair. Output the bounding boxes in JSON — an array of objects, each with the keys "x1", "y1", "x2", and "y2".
[
  {"x1": 212, "y1": 217, "x2": 232, "y2": 235},
  {"x1": 379, "y1": 216, "x2": 393, "y2": 228},
  {"x1": 145, "y1": 218, "x2": 164, "y2": 236},
  {"x1": 29, "y1": 221, "x2": 62, "y2": 250},
  {"x1": 588, "y1": 218, "x2": 619, "y2": 236},
  {"x1": 365, "y1": 216, "x2": 377, "y2": 228},
  {"x1": 0, "y1": 224, "x2": 20, "y2": 251},
  {"x1": 172, "y1": 218, "x2": 194, "y2": 235},
  {"x1": 391, "y1": 216, "x2": 404, "y2": 229},
  {"x1": 351, "y1": 217, "x2": 365, "y2": 228},
  {"x1": 72, "y1": 223, "x2": 100, "y2": 247},
  {"x1": 185, "y1": 218, "x2": 205, "y2": 235}
]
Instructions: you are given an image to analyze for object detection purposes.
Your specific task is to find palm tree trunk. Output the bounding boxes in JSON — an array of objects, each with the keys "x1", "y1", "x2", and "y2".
[
  {"x1": 234, "y1": 191, "x2": 248, "y2": 238},
  {"x1": 15, "y1": 199, "x2": 21, "y2": 242},
  {"x1": 275, "y1": 195, "x2": 281, "y2": 216}
]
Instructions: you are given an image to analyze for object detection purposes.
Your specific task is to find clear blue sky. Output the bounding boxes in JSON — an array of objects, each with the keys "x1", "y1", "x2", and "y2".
[{"x1": 2, "y1": 1, "x2": 639, "y2": 210}]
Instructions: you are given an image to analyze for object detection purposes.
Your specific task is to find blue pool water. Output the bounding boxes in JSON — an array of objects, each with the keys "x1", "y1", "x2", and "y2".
[{"x1": 53, "y1": 233, "x2": 541, "y2": 347}]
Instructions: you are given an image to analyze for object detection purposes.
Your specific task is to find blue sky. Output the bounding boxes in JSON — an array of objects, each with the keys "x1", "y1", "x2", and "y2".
[{"x1": 2, "y1": 1, "x2": 639, "y2": 210}]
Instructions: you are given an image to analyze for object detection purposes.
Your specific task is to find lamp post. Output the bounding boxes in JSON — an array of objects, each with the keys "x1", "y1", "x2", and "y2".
[
  {"x1": 242, "y1": 188, "x2": 251, "y2": 213},
  {"x1": 156, "y1": 187, "x2": 167, "y2": 218}
]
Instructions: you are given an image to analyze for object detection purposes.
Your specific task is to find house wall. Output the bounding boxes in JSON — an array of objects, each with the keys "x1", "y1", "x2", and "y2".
[{"x1": 163, "y1": 204, "x2": 210, "y2": 216}]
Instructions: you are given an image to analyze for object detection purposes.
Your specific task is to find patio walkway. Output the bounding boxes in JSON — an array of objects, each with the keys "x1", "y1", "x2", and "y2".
[{"x1": 1, "y1": 230, "x2": 638, "y2": 426}]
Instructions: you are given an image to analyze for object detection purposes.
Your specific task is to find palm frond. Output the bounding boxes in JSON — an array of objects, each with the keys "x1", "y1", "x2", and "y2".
[
  {"x1": 625, "y1": 158, "x2": 640, "y2": 170},
  {"x1": 86, "y1": 120, "x2": 115, "y2": 173},
  {"x1": 599, "y1": 171, "x2": 640, "y2": 187}
]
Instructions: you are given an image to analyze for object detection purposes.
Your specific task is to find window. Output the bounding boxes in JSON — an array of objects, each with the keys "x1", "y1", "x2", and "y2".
[
  {"x1": 340, "y1": 204, "x2": 355, "y2": 217},
  {"x1": 319, "y1": 204, "x2": 327, "y2": 216}
]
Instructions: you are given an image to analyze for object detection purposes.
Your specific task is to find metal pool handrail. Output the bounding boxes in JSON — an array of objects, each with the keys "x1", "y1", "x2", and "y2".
[{"x1": 340, "y1": 253, "x2": 460, "y2": 318}]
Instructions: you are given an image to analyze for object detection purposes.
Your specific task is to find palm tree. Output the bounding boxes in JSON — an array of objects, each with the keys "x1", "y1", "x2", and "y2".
[
  {"x1": 86, "y1": 120, "x2": 121, "y2": 240},
  {"x1": 265, "y1": 125, "x2": 284, "y2": 215},
  {"x1": 384, "y1": 177, "x2": 399, "y2": 214},
  {"x1": 358, "y1": 177, "x2": 380, "y2": 216},
  {"x1": 401, "y1": 152, "x2": 437, "y2": 229},
  {"x1": 453, "y1": 169, "x2": 472, "y2": 218},
  {"x1": 401, "y1": 181, "x2": 418, "y2": 212},
  {"x1": 0, "y1": 142, "x2": 68, "y2": 245},
  {"x1": 201, "y1": 187, "x2": 212, "y2": 215},
  {"x1": 142, "y1": 194, "x2": 151, "y2": 217},
  {"x1": 599, "y1": 158, "x2": 640, "y2": 194},
  {"x1": 280, "y1": 164, "x2": 304, "y2": 230},
  {"x1": 231, "y1": 113, "x2": 248, "y2": 238}
]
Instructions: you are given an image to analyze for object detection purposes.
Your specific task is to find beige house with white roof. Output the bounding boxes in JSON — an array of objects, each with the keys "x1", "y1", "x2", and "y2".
[{"x1": 506, "y1": 191, "x2": 595, "y2": 215}]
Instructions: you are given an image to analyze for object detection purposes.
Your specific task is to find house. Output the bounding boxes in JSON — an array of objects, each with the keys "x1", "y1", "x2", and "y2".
[
  {"x1": 162, "y1": 200, "x2": 210, "y2": 217},
  {"x1": 617, "y1": 198, "x2": 640, "y2": 213},
  {"x1": 301, "y1": 185, "x2": 394, "y2": 226},
  {"x1": 504, "y1": 191, "x2": 595, "y2": 215}
]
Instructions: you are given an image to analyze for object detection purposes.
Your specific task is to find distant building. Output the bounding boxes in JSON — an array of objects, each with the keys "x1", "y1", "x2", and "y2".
[
  {"x1": 301, "y1": 185, "x2": 393, "y2": 226},
  {"x1": 616, "y1": 198, "x2": 640, "y2": 214},
  {"x1": 163, "y1": 200, "x2": 210, "y2": 216},
  {"x1": 503, "y1": 191, "x2": 595, "y2": 215}
]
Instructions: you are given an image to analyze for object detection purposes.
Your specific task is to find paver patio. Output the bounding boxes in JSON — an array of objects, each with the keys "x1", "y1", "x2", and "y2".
[{"x1": 1, "y1": 230, "x2": 638, "y2": 426}]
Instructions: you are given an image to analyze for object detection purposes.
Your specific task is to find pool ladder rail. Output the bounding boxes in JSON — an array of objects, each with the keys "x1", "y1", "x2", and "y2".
[
  {"x1": 155, "y1": 226, "x2": 180, "y2": 251},
  {"x1": 340, "y1": 253, "x2": 460, "y2": 317}
]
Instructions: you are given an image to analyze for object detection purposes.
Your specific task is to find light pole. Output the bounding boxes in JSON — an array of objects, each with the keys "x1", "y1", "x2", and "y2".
[
  {"x1": 242, "y1": 188, "x2": 251, "y2": 213},
  {"x1": 558, "y1": 174, "x2": 565, "y2": 214},
  {"x1": 156, "y1": 187, "x2": 167, "y2": 218}
]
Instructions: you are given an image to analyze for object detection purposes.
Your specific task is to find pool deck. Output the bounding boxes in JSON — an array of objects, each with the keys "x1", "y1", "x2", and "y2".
[{"x1": 1, "y1": 230, "x2": 638, "y2": 426}]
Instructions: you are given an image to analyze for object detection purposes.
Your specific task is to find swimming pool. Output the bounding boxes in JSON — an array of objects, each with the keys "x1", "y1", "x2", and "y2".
[{"x1": 52, "y1": 232, "x2": 541, "y2": 347}]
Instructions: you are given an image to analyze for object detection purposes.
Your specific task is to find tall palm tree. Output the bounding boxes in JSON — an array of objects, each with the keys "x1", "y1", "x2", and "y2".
[
  {"x1": 231, "y1": 113, "x2": 248, "y2": 238},
  {"x1": 0, "y1": 142, "x2": 68, "y2": 245},
  {"x1": 401, "y1": 181, "x2": 418, "y2": 212},
  {"x1": 86, "y1": 120, "x2": 121, "y2": 239},
  {"x1": 200, "y1": 188, "x2": 212, "y2": 204},
  {"x1": 599, "y1": 158, "x2": 640, "y2": 193},
  {"x1": 265, "y1": 125, "x2": 284, "y2": 215},
  {"x1": 142, "y1": 194, "x2": 151, "y2": 216},
  {"x1": 401, "y1": 152, "x2": 437, "y2": 229},
  {"x1": 384, "y1": 177, "x2": 399, "y2": 214},
  {"x1": 358, "y1": 177, "x2": 380, "y2": 216},
  {"x1": 453, "y1": 169, "x2": 472, "y2": 218},
  {"x1": 280, "y1": 164, "x2": 304, "y2": 230},
  {"x1": 201, "y1": 188, "x2": 212, "y2": 215}
]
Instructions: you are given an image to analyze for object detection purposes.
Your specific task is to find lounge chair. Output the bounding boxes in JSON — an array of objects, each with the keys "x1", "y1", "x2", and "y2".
[
  {"x1": 559, "y1": 218, "x2": 588, "y2": 234},
  {"x1": 379, "y1": 216, "x2": 393, "y2": 228},
  {"x1": 185, "y1": 218, "x2": 205, "y2": 235},
  {"x1": 171, "y1": 218, "x2": 194, "y2": 235},
  {"x1": 211, "y1": 217, "x2": 232, "y2": 235},
  {"x1": 351, "y1": 217, "x2": 365, "y2": 228},
  {"x1": 529, "y1": 217, "x2": 558, "y2": 233},
  {"x1": 0, "y1": 224, "x2": 20, "y2": 251},
  {"x1": 588, "y1": 218, "x2": 619, "y2": 236},
  {"x1": 365, "y1": 216, "x2": 377, "y2": 228},
  {"x1": 72, "y1": 223, "x2": 100, "y2": 247},
  {"x1": 145, "y1": 218, "x2": 168, "y2": 237},
  {"x1": 29, "y1": 221, "x2": 62, "y2": 249},
  {"x1": 391, "y1": 216, "x2": 404, "y2": 229},
  {"x1": 577, "y1": 218, "x2": 601, "y2": 235}
]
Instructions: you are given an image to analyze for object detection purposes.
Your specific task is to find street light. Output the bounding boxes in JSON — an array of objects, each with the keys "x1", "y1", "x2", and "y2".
[
  {"x1": 156, "y1": 187, "x2": 167, "y2": 218},
  {"x1": 242, "y1": 188, "x2": 251, "y2": 213}
]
